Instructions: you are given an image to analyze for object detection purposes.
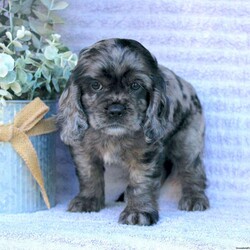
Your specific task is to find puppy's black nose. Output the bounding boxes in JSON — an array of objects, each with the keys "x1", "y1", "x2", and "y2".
[{"x1": 107, "y1": 103, "x2": 126, "y2": 117}]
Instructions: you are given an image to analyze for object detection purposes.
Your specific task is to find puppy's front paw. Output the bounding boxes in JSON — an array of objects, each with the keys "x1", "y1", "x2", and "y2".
[
  {"x1": 178, "y1": 194, "x2": 209, "y2": 211},
  {"x1": 119, "y1": 208, "x2": 159, "y2": 226},
  {"x1": 68, "y1": 196, "x2": 104, "y2": 212}
]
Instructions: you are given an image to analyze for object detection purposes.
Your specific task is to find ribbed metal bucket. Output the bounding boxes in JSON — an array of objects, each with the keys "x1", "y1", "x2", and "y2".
[{"x1": 0, "y1": 100, "x2": 56, "y2": 213}]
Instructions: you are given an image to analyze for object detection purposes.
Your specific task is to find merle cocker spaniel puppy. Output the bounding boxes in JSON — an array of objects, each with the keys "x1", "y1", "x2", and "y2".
[{"x1": 57, "y1": 38, "x2": 209, "y2": 226}]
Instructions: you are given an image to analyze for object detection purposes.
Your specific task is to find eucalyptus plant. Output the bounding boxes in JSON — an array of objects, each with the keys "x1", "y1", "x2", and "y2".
[{"x1": 0, "y1": 0, "x2": 78, "y2": 105}]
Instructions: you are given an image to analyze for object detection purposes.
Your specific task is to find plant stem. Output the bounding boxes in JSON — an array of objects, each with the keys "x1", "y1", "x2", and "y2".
[
  {"x1": 18, "y1": 0, "x2": 22, "y2": 18},
  {"x1": 8, "y1": 0, "x2": 14, "y2": 36},
  {"x1": 37, "y1": 0, "x2": 54, "y2": 53}
]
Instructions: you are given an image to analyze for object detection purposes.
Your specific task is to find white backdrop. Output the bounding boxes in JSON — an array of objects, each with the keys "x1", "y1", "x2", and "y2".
[
  {"x1": 56, "y1": 0, "x2": 250, "y2": 205},
  {"x1": 0, "y1": 1, "x2": 249, "y2": 249}
]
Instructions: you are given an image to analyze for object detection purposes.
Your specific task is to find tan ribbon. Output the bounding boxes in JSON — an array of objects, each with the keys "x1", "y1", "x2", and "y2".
[{"x1": 0, "y1": 97, "x2": 57, "y2": 209}]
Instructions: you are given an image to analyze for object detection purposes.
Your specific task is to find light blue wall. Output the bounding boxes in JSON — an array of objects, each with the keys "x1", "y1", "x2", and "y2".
[{"x1": 56, "y1": 0, "x2": 250, "y2": 204}]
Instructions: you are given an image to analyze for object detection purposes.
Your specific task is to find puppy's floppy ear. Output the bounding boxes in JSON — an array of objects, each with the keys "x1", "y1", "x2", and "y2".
[
  {"x1": 143, "y1": 70, "x2": 173, "y2": 143},
  {"x1": 57, "y1": 75, "x2": 88, "y2": 146}
]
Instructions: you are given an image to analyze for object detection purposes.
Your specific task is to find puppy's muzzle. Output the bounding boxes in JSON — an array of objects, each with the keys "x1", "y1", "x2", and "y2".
[{"x1": 107, "y1": 103, "x2": 126, "y2": 118}]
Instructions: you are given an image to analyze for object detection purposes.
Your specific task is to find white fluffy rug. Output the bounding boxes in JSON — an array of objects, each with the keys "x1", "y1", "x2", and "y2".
[
  {"x1": 0, "y1": 201, "x2": 249, "y2": 250},
  {"x1": 0, "y1": 173, "x2": 249, "y2": 250}
]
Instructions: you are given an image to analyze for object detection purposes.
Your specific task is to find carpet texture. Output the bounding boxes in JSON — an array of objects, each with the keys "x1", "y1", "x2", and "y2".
[{"x1": 1, "y1": 0, "x2": 249, "y2": 249}]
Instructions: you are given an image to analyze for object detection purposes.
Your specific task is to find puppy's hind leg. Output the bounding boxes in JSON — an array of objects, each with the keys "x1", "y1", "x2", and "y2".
[
  {"x1": 169, "y1": 117, "x2": 209, "y2": 211},
  {"x1": 177, "y1": 154, "x2": 209, "y2": 211}
]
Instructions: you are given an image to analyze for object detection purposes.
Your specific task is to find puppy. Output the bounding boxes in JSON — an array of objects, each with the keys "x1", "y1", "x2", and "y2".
[{"x1": 57, "y1": 38, "x2": 209, "y2": 226}]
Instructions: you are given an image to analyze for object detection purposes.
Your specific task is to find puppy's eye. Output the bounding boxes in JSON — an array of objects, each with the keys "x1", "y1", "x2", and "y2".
[
  {"x1": 91, "y1": 81, "x2": 103, "y2": 91},
  {"x1": 130, "y1": 82, "x2": 141, "y2": 91}
]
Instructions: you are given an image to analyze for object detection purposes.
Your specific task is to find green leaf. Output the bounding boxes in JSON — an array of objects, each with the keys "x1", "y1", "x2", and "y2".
[
  {"x1": 25, "y1": 56, "x2": 41, "y2": 68},
  {"x1": 10, "y1": 4, "x2": 21, "y2": 14},
  {"x1": 0, "y1": 89, "x2": 13, "y2": 99},
  {"x1": 68, "y1": 54, "x2": 78, "y2": 68},
  {"x1": 12, "y1": 40, "x2": 23, "y2": 48},
  {"x1": 29, "y1": 18, "x2": 53, "y2": 37},
  {"x1": 22, "y1": 79, "x2": 35, "y2": 93},
  {"x1": 6, "y1": 32, "x2": 12, "y2": 41},
  {"x1": 41, "y1": 65, "x2": 50, "y2": 80},
  {"x1": 12, "y1": 17, "x2": 24, "y2": 26},
  {"x1": 0, "y1": 71, "x2": 16, "y2": 84},
  {"x1": 63, "y1": 67, "x2": 70, "y2": 79},
  {"x1": 26, "y1": 72, "x2": 33, "y2": 82},
  {"x1": 0, "y1": 44, "x2": 14, "y2": 54},
  {"x1": 19, "y1": 34, "x2": 32, "y2": 42},
  {"x1": 16, "y1": 27, "x2": 26, "y2": 39},
  {"x1": 33, "y1": 10, "x2": 49, "y2": 22},
  {"x1": 16, "y1": 58, "x2": 26, "y2": 68},
  {"x1": 19, "y1": 0, "x2": 33, "y2": 15},
  {"x1": 0, "y1": 27, "x2": 7, "y2": 35},
  {"x1": 0, "y1": 65, "x2": 8, "y2": 78},
  {"x1": 54, "y1": 57, "x2": 61, "y2": 67},
  {"x1": 0, "y1": 54, "x2": 15, "y2": 71},
  {"x1": 0, "y1": 15, "x2": 9, "y2": 26},
  {"x1": 53, "y1": 65, "x2": 63, "y2": 77},
  {"x1": 51, "y1": 34, "x2": 61, "y2": 42},
  {"x1": 49, "y1": 13, "x2": 64, "y2": 24},
  {"x1": 44, "y1": 45, "x2": 58, "y2": 60},
  {"x1": 46, "y1": 81, "x2": 52, "y2": 93},
  {"x1": 50, "y1": 1, "x2": 68, "y2": 10},
  {"x1": 46, "y1": 74, "x2": 51, "y2": 84},
  {"x1": 29, "y1": 19, "x2": 44, "y2": 35},
  {"x1": 52, "y1": 77, "x2": 60, "y2": 92},
  {"x1": 16, "y1": 26, "x2": 31, "y2": 41},
  {"x1": 10, "y1": 82, "x2": 22, "y2": 94},
  {"x1": 31, "y1": 34, "x2": 41, "y2": 49},
  {"x1": 40, "y1": 0, "x2": 52, "y2": 9},
  {"x1": 17, "y1": 69, "x2": 28, "y2": 83}
]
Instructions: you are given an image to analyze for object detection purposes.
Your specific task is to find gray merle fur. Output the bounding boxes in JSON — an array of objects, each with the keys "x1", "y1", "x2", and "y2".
[{"x1": 57, "y1": 38, "x2": 209, "y2": 226}]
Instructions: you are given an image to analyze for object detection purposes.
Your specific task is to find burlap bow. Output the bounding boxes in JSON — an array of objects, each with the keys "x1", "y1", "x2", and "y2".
[{"x1": 0, "y1": 98, "x2": 57, "y2": 209}]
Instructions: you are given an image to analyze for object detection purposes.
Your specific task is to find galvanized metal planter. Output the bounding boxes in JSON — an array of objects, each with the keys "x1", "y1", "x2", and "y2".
[{"x1": 0, "y1": 100, "x2": 56, "y2": 213}]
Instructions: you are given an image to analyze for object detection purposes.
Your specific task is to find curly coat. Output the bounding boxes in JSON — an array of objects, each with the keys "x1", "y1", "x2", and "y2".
[{"x1": 57, "y1": 38, "x2": 209, "y2": 226}]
